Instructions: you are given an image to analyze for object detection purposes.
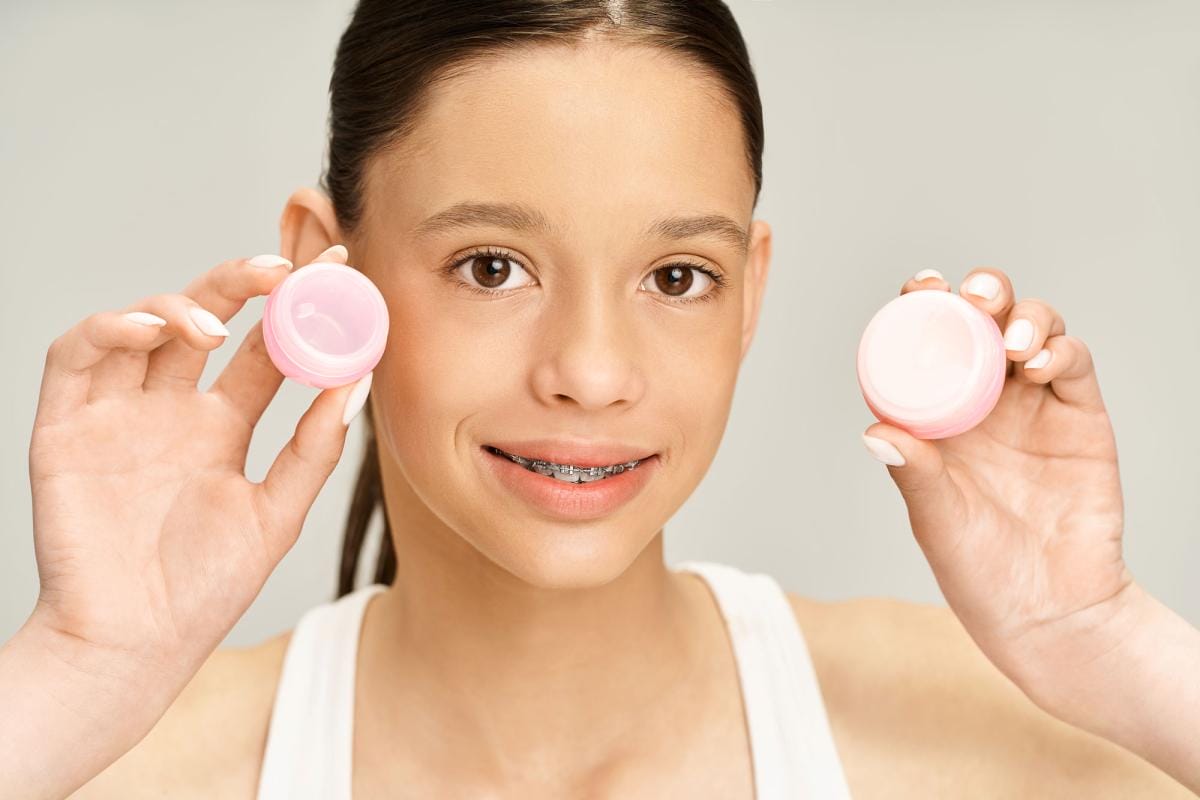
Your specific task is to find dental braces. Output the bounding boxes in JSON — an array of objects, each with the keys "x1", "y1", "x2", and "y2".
[{"x1": 486, "y1": 446, "x2": 642, "y2": 477}]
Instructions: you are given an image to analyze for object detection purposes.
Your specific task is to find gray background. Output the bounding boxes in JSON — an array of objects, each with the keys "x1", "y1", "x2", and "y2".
[{"x1": 2, "y1": 0, "x2": 1197, "y2": 648}]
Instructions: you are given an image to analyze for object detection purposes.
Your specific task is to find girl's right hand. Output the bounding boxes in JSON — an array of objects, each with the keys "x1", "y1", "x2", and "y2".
[{"x1": 25, "y1": 244, "x2": 371, "y2": 690}]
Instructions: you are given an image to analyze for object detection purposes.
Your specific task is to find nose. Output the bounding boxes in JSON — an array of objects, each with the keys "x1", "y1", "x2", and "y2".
[{"x1": 528, "y1": 290, "x2": 647, "y2": 412}]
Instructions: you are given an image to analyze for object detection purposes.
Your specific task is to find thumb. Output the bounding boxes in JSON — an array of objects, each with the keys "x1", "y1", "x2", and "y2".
[
  {"x1": 861, "y1": 423, "x2": 967, "y2": 563},
  {"x1": 257, "y1": 371, "x2": 374, "y2": 560}
]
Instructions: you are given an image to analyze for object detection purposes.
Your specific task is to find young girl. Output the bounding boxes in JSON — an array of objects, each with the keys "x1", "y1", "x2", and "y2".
[{"x1": 5, "y1": 2, "x2": 1198, "y2": 798}]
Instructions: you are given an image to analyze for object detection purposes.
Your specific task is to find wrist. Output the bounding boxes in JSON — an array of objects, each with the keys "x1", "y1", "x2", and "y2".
[
  {"x1": 0, "y1": 615, "x2": 177, "y2": 799},
  {"x1": 1009, "y1": 580, "x2": 1151, "y2": 713},
  {"x1": 1013, "y1": 583, "x2": 1200, "y2": 792}
]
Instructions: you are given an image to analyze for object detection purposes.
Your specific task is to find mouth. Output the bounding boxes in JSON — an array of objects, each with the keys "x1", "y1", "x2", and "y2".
[
  {"x1": 482, "y1": 445, "x2": 653, "y2": 484},
  {"x1": 478, "y1": 443, "x2": 662, "y2": 520}
]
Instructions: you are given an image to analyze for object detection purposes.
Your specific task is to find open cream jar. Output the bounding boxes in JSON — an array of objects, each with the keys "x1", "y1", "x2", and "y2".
[{"x1": 262, "y1": 261, "x2": 389, "y2": 389}]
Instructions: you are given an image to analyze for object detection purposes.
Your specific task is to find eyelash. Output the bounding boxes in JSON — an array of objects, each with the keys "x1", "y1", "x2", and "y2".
[{"x1": 441, "y1": 246, "x2": 729, "y2": 305}]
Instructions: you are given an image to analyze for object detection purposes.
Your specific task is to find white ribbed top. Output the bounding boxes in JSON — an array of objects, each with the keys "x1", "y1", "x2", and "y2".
[{"x1": 256, "y1": 561, "x2": 853, "y2": 799}]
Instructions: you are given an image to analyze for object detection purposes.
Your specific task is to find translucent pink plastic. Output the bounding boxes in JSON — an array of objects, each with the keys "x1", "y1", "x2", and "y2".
[
  {"x1": 856, "y1": 289, "x2": 1006, "y2": 439},
  {"x1": 262, "y1": 261, "x2": 389, "y2": 389}
]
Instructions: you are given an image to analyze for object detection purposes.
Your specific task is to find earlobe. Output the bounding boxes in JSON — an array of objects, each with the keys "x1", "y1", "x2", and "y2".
[
  {"x1": 740, "y1": 219, "x2": 773, "y2": 362},
  {"x1": 278, "y1": 186, "x2": 345, "y2": 266}
]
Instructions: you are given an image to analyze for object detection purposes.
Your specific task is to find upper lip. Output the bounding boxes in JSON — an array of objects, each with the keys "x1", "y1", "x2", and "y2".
[{"x1": 484, "y1": 439, "x2": 658, "y2": 468}]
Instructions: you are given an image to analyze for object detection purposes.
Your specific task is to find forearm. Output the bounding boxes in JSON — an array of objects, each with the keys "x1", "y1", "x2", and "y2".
[
  {"x1": 1020, "y1": 583, "x2": 1200, "y2": 794},
  {"x1": 0, "y1": 617, "x2": 172, "y2": 800}
]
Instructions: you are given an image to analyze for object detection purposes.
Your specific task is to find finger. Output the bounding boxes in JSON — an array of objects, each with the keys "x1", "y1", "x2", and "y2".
[
  {"x1": 36, "y1": 310, "x2": 172, "y2": 427},
  {"x1": 1000, "y1": 298, "x2": 1066, "y2": 385},
  {"x1": 87, "y1": 294, "x2": 232, "y2": 401},
  {"x1": 861, "y1": 423, "x2": 968, "y2": 570},
  {"x1": 900, "y1": 268, "x2": 952, "y2": 295},
  {"x1": 254, "y1": 371, "x2": 372, "y2": 562},
  {"x1": 209, "y1": 319, "x2": 285, "y2": 430},
  {"x1": 142, "y1": 253, "x2": 298, "y2": 392},
  {"x1": 959, "y1": 267, "x2": 1015, "y2": 332},
  {"x1": 1018, "y1": 334, "x2": 1106, "y2": 412},
  {"x1": 86, "y1": 312, "x2": 170, "y2": 401}
]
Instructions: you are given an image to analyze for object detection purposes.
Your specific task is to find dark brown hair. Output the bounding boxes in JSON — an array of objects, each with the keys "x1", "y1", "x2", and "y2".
[{"x1": 325, "y1": 0, "x2": 765, "y2": 598}]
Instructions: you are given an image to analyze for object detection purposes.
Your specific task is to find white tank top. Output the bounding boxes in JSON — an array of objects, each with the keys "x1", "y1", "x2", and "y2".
[{"x1": 256, "y1": 560, "x2": 853, "y2": 799}]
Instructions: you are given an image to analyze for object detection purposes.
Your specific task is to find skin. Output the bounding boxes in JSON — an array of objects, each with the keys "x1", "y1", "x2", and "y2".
[
  {"x1": 24, "y1": 33, "x2": 1194, "y2": 800},
  {"x1": 291, "y1": 38, "x2": 772, "y2": 795}
]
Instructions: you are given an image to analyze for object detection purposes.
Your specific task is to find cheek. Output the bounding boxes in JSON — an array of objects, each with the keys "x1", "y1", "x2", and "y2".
[
  {"x1": 389, "y1": 346, "x2": 487, "y2": 415},
  {"x1": 377, "y1": 291, "x2": 517, "y2": 437},
  {"x1": 675, "y1": 355, "x2": 739, "y2": 448},
  {"x1": 655, "y1": 315, "x2": 742, "y2": 399}
]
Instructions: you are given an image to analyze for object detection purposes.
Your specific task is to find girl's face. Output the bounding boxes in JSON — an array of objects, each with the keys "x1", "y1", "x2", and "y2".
[{"x1": 352, "y1": 39, "x2": 771, "y2": 588}]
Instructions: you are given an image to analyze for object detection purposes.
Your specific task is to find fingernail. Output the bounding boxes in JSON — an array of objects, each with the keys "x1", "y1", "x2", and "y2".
[
  {"x1": 1003, "y1": 318, "x2": 1034, "y2": 351},
  {"x1": 913, "y1": 269, "x2": 944, "y2": 282},
  {"x1": 123, "y1": 311, "x2": 167, "y2": 327},
  {"x1": 964, "y1": 273, "x2": 1001, "y2": 300},
  {"x1": 862, "y1": 434, "x2": 906, "y2": 467},
  {"x1": 248, "y1": 254, "x2": 293, "y2": 270},
  {"x1": 1025, "y1": 347, "x2": 1053, "y2": 369},
  {"x1": 188, "y1": 306, "x2": 229, "y2": 337},
  {"x1": 342, "y1": 371, "x2": 373, "y2": 426},
  {"x1": 316, "y1": 244, "x2": 349, "y2": 263}
]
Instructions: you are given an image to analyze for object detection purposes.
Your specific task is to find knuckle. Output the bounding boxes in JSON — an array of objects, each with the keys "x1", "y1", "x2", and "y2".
[
  {"x1": 79, "y1": 312, "x2": 107, "y2": 341},
  {"x1": 1025, "y1": 297, "x2": 1055, "y2": 316},
  {"x1": 45, "y1": 335, "x2": 64, "y2": 362},
  {"x1": 126, "y1": 294, "x2": 173, "y2": 320},
  {"x1": 130, "y1": 292, "x2": 160, "y2": 309},
  {"x1": 192, "y1": 259, "x2": 252, "y2": 306},
  {"x1": 214, "y1": 258, "x2": 249, "y2": 294}
]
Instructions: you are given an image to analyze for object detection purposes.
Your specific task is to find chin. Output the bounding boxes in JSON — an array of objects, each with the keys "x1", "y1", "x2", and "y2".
[{"x1": 466, "y1": 519, "x2": 655, "y2": 590}]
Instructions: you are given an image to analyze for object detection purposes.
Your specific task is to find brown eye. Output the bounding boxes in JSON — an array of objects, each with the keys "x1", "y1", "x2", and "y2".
[
  {"x1": 447, "y1": 248, "x2": 534, "y2": 294},
  {"x1": 642, "y1": 264, "x2": 717, "y2": 302},
  {"x1": 656, "y1": 265, "x2": 692, "y2": 295},
  {"x1": 470, "y1": 255, "x2": 512, "y2": 288}
]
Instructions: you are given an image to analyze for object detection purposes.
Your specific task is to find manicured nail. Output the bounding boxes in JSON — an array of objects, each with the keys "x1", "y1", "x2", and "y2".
[
  {"x1": 965, "y1": 273, "x2": 1001, "y2": 300},
  {"x1": 122, "y1": 311, "x2": 166, "y2": 327},
  {"x1": 1025, "y1": 348, "x2": 1053, "y2": 369},
  {"x1": 316, "y1": 244, "x2": 349, "y2": 263},
  {"x1": 862, "y1": 434, "x2": 906, "y2": 467},
  {"x1": 188, "y1": 306, "x2": 229, "y2": 337},
  {"x1": 248, "y1": 254, "x2": 293, "y2": 270},
  {"x1": 913, "y1": 269, "x2": 944, "y2": 282},
  {"x1": 342, "y1": 371, "x2": 373, "y2": 426},
  {"x1": 1003, "y1": 318, "x2": 1034, "y2": 351}
]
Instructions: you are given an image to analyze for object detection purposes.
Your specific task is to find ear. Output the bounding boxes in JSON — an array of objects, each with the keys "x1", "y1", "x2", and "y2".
[
  {"x1": 739, "y1": 219, "x2": 773, "y2": 362},
  {"x1": 278, "y1": 186, "x2": 346, "y2": 266}
]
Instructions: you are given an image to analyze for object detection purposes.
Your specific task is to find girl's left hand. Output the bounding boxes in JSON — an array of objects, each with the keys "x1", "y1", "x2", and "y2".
[{"x1": 860, "y1": 266, "x2": 1139, "y2": 693}]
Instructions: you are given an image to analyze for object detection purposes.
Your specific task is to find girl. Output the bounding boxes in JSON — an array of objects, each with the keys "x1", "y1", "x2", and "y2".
[{"x1": 5, "y1": 2, "x2": 1198, "y2": 797}]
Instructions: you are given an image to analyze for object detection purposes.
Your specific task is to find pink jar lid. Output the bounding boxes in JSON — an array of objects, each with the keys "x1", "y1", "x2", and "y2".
[
  {"x1": 262, "y1": 261, "x2": 389, "y2": 389},
  {"x1": 856, "y1": 289, "x2": 1006, "y2": 439}
]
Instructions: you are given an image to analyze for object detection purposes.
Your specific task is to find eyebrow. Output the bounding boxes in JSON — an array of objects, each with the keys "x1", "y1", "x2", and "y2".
[{"x1": 411, "y1": 201, "x2": 750, "y2": 257}]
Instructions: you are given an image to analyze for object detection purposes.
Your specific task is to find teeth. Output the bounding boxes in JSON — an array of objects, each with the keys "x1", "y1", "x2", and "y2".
[{"x1": 486, "y1": 446, "x2": 644, "y2": 483}]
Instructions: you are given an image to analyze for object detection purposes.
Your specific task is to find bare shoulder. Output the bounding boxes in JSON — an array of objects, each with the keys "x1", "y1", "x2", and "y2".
[
  {"x1": 67, "y1": 631, "x2": 293, "y2": 799},
  {"x1": 784, "y1": 592, "x2": 1196, "y2": 799}
]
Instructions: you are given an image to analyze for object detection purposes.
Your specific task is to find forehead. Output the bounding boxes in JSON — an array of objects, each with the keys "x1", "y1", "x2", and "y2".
[{"x1": 367, "y1": 40, "x2": 753, "y2": 237}]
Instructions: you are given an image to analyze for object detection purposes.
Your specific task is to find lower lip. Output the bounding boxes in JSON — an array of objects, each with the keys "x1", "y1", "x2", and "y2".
[{"x1": 478, "y1": 446, "x2": 660, "y2": 521}]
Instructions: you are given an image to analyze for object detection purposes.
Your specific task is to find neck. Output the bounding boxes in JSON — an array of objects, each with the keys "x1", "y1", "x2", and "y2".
[{"x1": 356, "y1": 442, "x2": 707, "y2": 787}]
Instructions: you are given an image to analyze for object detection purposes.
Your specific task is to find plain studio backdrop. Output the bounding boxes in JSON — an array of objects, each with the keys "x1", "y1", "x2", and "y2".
[{"x1": 1, "y1": 0, "x2": 1197, "y2": 647}]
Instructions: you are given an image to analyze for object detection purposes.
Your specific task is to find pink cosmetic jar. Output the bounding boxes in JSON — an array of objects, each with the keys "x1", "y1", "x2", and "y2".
[
  {"x1": 262, "y1": 261, "x2": 389, "y2": 389},
  {"x1": 856, "y1": 289, "x2": 1007, "y2": 439}
]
